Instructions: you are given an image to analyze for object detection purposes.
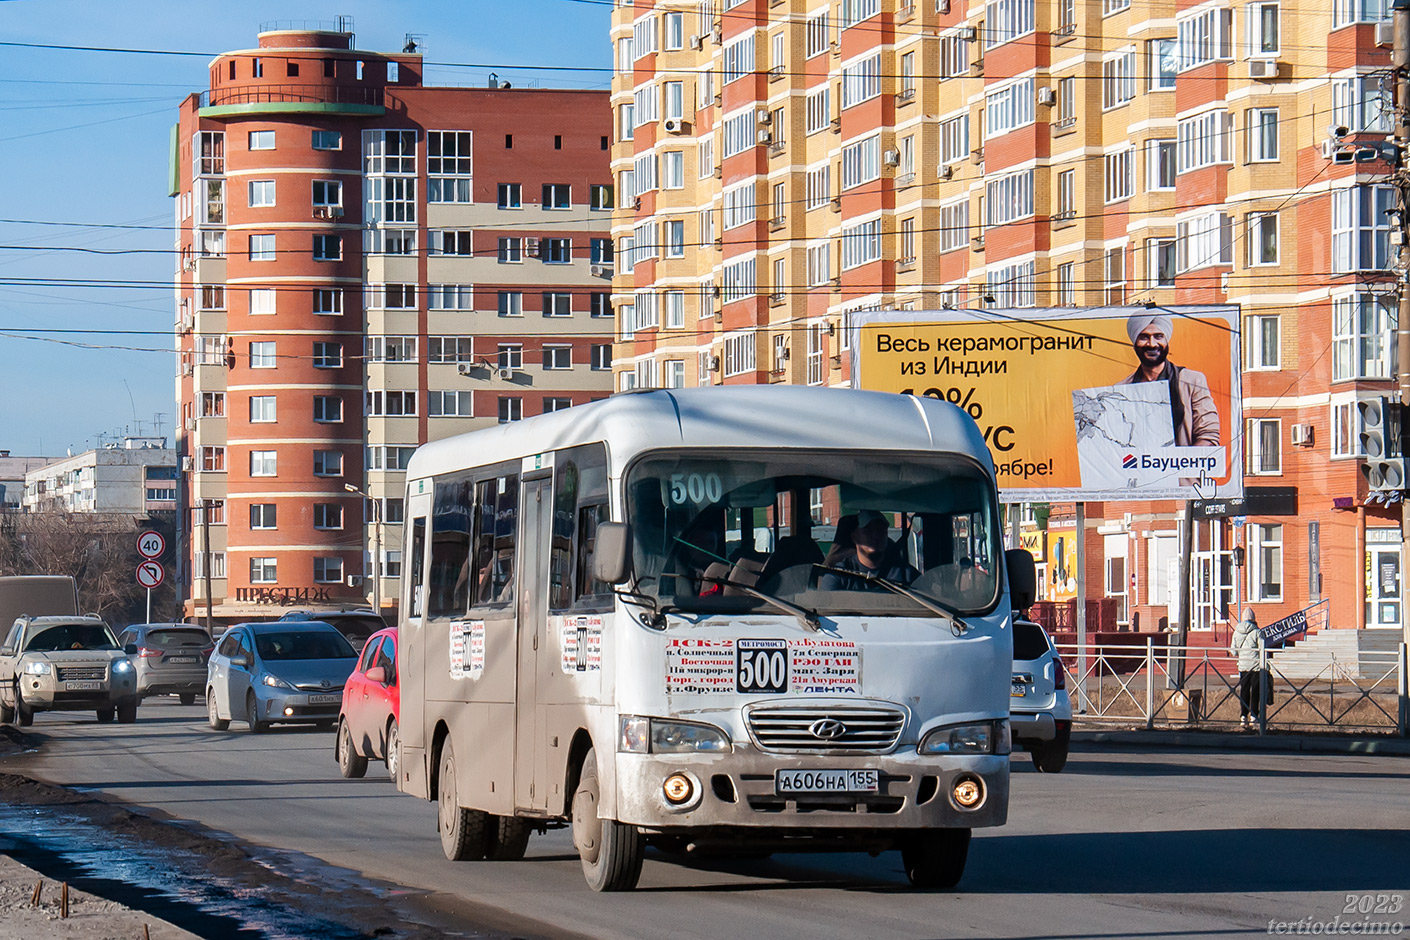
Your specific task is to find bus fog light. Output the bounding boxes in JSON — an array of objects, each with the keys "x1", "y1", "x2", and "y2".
[
  {"x1": 950, "y1": 775, "x2": 985, "y2": 810},
  {"x1": 663, "y1": 773, "x2": 694, "y2": 805}
]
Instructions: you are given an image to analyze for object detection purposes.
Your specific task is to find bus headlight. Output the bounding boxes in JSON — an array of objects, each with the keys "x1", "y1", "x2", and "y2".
[
  {"x1": 619, "y1": 716, "x2": 730, "y2": 754},
  {"x1": 919, "y1": 720, "x2": 1010, "y2": 756}
]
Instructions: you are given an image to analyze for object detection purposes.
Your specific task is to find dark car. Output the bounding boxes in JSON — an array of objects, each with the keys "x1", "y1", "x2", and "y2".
[
  {"x1": 278, "y1": 609, "x2": 385, "y2": 652},
  {"x1": 117, "y1": 623, "x2": 213, "y2": 705}
]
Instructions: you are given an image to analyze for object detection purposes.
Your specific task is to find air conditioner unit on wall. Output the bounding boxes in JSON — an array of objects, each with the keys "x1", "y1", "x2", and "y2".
[
  {"x1": 1291, "y1": 423, "x2": 1314, "y2": 446},
  {"x1": 1248, "y1": 59, "x2": 1280, "y2": 79},
  {"x1": 882, "y1": 149, "x2": 900, "y2": 167},
  {"x1": 663, "y1": 118, "x2": 689, "y2": 134},
  {"x1": 756, "y1": 109, "x2": 772, "y2": 125},
  {"x1": 690, "y1": 34, "x2": 704, "y2": 50},
  {"x1": 495, "y1": 367, "x2": 514, "y2": 380},
  {"x1": 1037, "y1": 86, "x2": 1056, "y2": 105},
  {"x1": 938, "y1": 164, "x2": 954, "y2": 180},
  {"x1": 757, "y1": 129, "x2": 773, "y2": 145},
  {"x1": 707, "y1": 355, "x2": 721, "y2": 372}
]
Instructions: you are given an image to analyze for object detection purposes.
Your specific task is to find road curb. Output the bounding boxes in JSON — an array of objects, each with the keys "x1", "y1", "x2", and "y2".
[{"x1": 1072, "y1": 729, "x2": 1410, "y2": 756}]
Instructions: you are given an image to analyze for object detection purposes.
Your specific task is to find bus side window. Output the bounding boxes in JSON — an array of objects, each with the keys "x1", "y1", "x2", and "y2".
[
  {"x1": 472, "y1": 476, "x2": 517, "y2": 606},
  {"x1": 407, "y1": 517, "x2": 426, "y2": 618},
  {"x1": 428, "y1": 478, "x2": 472, "y2": 618},
  {"x1": 575, "y1": 503, "x2": 611, "y2": 600}
]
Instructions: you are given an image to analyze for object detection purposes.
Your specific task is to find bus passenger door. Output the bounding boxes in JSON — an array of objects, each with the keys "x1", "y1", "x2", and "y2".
[
  {"x1": 399, "y1": 494, "x2": 431, "y2": 797},
  {"x1": 515, "y1": 475, "x2": 552, "y2": 811}
]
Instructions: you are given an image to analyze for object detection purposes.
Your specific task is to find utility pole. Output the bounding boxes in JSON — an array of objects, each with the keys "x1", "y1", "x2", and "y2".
[
  {"x1": 1394, "y1": 0, "x2": 1410, "y2": 735},
  {"x1": 201, "y1": 498, "x2": 213, "y2": 632}
]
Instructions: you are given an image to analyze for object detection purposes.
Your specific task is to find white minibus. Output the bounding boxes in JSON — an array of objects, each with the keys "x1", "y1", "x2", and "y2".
[{"x1": 395, "y1": 386, "x2": 1034, "y2": 891}]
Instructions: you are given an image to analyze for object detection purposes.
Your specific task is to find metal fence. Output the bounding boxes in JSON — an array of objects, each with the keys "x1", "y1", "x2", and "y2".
[{"x1": 1053, "y1": 638, "x2": 1409, "y2": 736}]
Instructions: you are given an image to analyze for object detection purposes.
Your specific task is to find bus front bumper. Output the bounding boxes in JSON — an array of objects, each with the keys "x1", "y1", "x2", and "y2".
[{"x1": 614, "y1": 749, "x2": 1008, "y2": 834}]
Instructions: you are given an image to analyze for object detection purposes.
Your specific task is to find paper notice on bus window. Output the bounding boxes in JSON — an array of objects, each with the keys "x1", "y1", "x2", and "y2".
[
  {"x1": 665, "y1": 638, "x2": 736, "y2": 694},
  {"x1": 449, "y1": 620, "x2": 485, "y2": 680},
  {"x1": 789, "y1": 637, "x2": 861, "y2": 695},
  {"x1": 557, "y1": 615, "x2": 604, "y2": 674}
]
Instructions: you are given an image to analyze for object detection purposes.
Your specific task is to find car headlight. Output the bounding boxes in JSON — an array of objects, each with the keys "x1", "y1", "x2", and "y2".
[
  {"x1": 261, "y1": 674, "x2": 294, "y2": 690},
  {"x1": 23, "y1": 661, "x2": 52, "y2": 676},
  {"x1": 112, "y1": 660, "x2": 133, "y2": 674},
  {"x1": 618, "y1": 715, "x2": 730, "y2": 754},
  {"x1": 919, "y1": 720, "x2": 1011, "y2": 756}
]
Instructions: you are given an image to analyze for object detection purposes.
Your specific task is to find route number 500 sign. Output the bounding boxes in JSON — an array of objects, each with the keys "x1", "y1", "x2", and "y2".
[{"x1": 668, "y1": 472, "x2": 724, "y2": 505}]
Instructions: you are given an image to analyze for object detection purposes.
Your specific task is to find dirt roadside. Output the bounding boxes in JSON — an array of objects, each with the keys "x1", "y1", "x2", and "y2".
[{"x1": 0, "y1": 852, "x2": 201, "y2": 940}]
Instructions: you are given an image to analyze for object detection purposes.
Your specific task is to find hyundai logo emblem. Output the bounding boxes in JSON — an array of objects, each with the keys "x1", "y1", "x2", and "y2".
[{"x1": 808, "y1": 718, "x2": 848, "y2": 740}]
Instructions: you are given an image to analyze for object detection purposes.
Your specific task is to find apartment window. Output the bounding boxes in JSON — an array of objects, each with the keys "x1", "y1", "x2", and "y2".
[
  {"x1": 250, "y1": 504, "x2": 277, "y2": 532},
  {"x1": 722, "y1": 33, "x2": 755, "y2": 84},
  {"x1": 496, "y1": 183, "x2": 523, "y2": 210},
  {"x1": 543, "y1": 345, "x2": 572, "y2": 370},
  {"x1": 664, "y1": 81, "x2": 684, "y2": 121},
  {"x1": 313, "y1": 289, "x2": 342, "y2": 315},
  {"x1": 193, "y1": 552, "x2": 226, "y2": 579},
  {"x1": 365, "y1": 336, "x2": 417, "y2": 362},
  {"x1": 1247, "y1": 108, "x2": 1279, "y2": 161},
  {"x1": 1331, "y1": 76, "x2": 1393, "y2": 133},
  {"x1": 196, "y1": 335, "x2": 226, "y2": 366},
  {"x1": 498, "y1": 344, "x2": 524, "y2": 370},
  {"x1": 250, "y1": 450, "x2": 277, "y2": 477},
  {"x1": 591, "y1": 344, "x2": 612, "y2": 371},
  {"x1": 806, "y1": 87, "x2": 832, "y2": 134},
  {"x1": 1334, "y1": 0, "x2": 1390, "y2": 26},
  {"x1": 199, "y1": 285, "x2": 225, "y2": 311},
  {"x1": 590, "y1": 293, "x2": 613, "y2": 319},
  {"x1": 1333, "y1": 294, "x2": 1396, "y2": 381},
  {"x1": 1102, "y1": 50, "x2": 1137, "y2": 110},
  {"x1": 1176, "y1": 212, "x2": 1233, "y2": 271},
  {"x1": 313, "y1": 504, "x2": 344, "y2": 530},
  {"x1": 312, "y1": 234, "x2": 341, "y2": 261},
  {"x1": 1247, "y1": 212, "x2": 1279, "y2": 266},
  {"x1": 805, "y1": 165, "x2": 832, "y2": 209},
  {"x1": 428, "y1": 336, "x2": 473, "y2": 363},
  {"x1": 248, "y1": 130, "x2": 274, "y2": 150},
  {"x1": 200, "y1": 392, "x2": 225, "y2": 417},
  {"x1": 723, "y1": 332, "x2": 757, "y2": 377},
  {"x1": 1177, "y1": 8, "x2": 1233, "y2": 70},
  {"x1": 985, "y1": 170, "x2": 1034, "y2": 225},
  {"x1": 1332, "y1": 185, "x2": 1395, "y2": 273},
  {"x1": 722, "y1": 111, "x2": 756, "y2": 157},
  {"x1": 698, "y1": 137, "x2": 715, "y2": 179},
  {"x1": 986, "y1": 79, "x2": 1035, "y2": 136},
  {"x1": 1246, "y1": 2, "x2": 1279, "y2": 55},
  {"x1": 1104, "y1": 149, "x2": 1133, "y2": 203},
  {"x1": 633, "y1": 14, "x2": 658, "y2": 58},
  {"x1": 543, "y1": 292, "x2": 573, "y2": 317},
  {"x1": 311, "y1": 557, "x2": 343, "y2": 585},
  {"x1": 841, "y1": 135, "x2": 881, "y2": 190},
  {"x1": 986, "y1": 260, "x2": 1037, "y2": 308},
  {"x1": 986, "y1": 0, "x2": 1036, "y2": 48},
  {"x1": 312, "y1": 130, "x2": 341, "y2": 150},
  {"x1": 366, "y1": 284, "x2": 417, "y2": 310},
  {"x1": 1147, "y1": 139, "x2": 1177, "y2": 190},
  {"x1": 1245, "y1": 313, "x2": 1280, "y2": 370},
  {"x1": 840, "y1": 218, "x2": 882, "y2": 269},
  {"x1": 1057, "y1": 262, "x2": 1077, "y2": 306},
  {"x1": 1056, "y1": 169, "x2": 1076, "y2": 220},
  {"x1": 1247, "y1": 523, "x2": 1283, "y2": 601},
  {"x1": 1058, "y1": 76, "x2": 1076, "y2": 124},
  {"x1": 365, "y1": 446, "x2": 416, "y2": 471},
  {"x1": 498, "y1": 397, "x2": 524, "y2": 424},
  {"x1": 900, "y1": 217, "x2": 915, "y2": 263},
  {"x1": 366, "y1": 390, "x2": 418, "y2": 417},
  {"x1": 364, "y1": 229, "x2": 416, "y2": 255},
  {"x1": 428, "y1": 390, "x2": 474, "y2": 417},
  {"x1": 249, "y1": 395, "x2": 276, "y2": 423},
  {"x1": 250, "y1": 558, "x2": 277, "y2": 584},
  {"x1": 722, "y1": 257, "x2": 757, "y2": 302},
  {"x1": 543, "y1": 238, "x2": 572, "y2": 264},
  {"x1": 497, "y1": 237, "x2": 522, "y2": 264},
  {"x1": 200, "y1": 446, "x2": 225, "y2": 472},
  {"x1": 590, "y1": 238, "x2": 614, "y2": 267},
  {"x1": 1105, "y1": 0, "x2": 1131, "y2": 13},
  {"x1": 1104, "y1": 247, "x2": 1126, "y2": 305},
  {"x1": 248, "y1": 235, "x2": 275, "y2": 261},
  {"x1": 940, "y1": 200, "x2": 969, "y2": 252},
  {"x1": 723, "y1": 183, "x2": 758, "y2": 229},
  {"x1": 313, "y1": 396, "x2": 343, "y2": 423},
  {"x1": 665, "y1": 290, "x2": 685, "y2": 328},
  {"x1": 939, "y1": 32, "x2": 970, "y2": 78},
  {"x1": 312, "y1": 179, "x2": 342, "y2": 208},
  {"x1": 1147, "y1": 237, "x2": 1177, "y2": 287},
  {"x1": 1177, "y1": 111, "x2": 1233, "y2": 171},
  {"x1": 1149, "y1": 38, "x2": 1177, "y2": 89},
  {"x1": 499, "y1": 291, "x2": 523, "y2": 317},
  {"x1": 1332, "y1": 401, "x2": 1367, "y2": 457},
  {"x1": 940, "y1": 115, "x2": 969, "y2": 165},
  {"x1": 313, "y1": 450, "x2": 343, "y2": 476},
  {"x1": 806, "y1": 12, "x2": 830, "y2": 57},
  {"x1": 807, "y1": 242, "x2": 832, "y2": 285},
  {"x1": 248, "y1": 180, "x2": 275, "y2": 207},
  {"x1": 427, "y1": 131, "x2": 473, "y2": 203},
  {"x1": 841, "y1": 54, "x2": 882, "y2": 109},
  {"x1": 249, "y1": 341, "x2": 276, "y2": 369},
  {"x1": 662, "y1": 151, "x2": 684, "y2": 190},
  {"x1": 543, "y1": 183, "x2": 572, "y2": 209},
  {"x1": 428, "y1": 285, "x2": 473, "y2": 311},
  {"x1": 633, "y1": 83, "x2": 659, "y2": 125},
  {"x1": 664, "y1": 11, "x2": 684, "y2": 49}
]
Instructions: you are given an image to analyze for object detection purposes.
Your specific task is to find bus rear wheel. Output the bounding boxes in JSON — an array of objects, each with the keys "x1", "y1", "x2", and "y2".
[
  {"x1": 901, "y1": 827, "x2": 971, "y2": 889},
  {"x1": 485, "y1": 816, "x2": 532, "y2": 860},
  {"x1": 437, "y1": 742, "x2": 489, "y2": 861},
  {"x1": 572, "y1": 747, "x2": 644, "y2": 892}
]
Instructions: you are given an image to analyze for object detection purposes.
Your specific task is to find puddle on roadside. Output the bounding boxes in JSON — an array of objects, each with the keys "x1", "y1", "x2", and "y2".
[{"x1": 0, "y1": 801, "x2": 370, "y2": 940}]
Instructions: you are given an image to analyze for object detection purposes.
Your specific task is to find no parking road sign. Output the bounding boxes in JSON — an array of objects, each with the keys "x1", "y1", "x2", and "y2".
[
  {"x1": 136, "y1": 530, "x2": 166, "y2": 560},
  {"x1": 136, "y1": 560, "x2": 165, "y2": 589}
]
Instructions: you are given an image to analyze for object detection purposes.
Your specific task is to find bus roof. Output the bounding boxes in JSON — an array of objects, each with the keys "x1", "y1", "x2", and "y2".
[{"x1": 406, "y1": 387, "x2": 992, "y2": 483}]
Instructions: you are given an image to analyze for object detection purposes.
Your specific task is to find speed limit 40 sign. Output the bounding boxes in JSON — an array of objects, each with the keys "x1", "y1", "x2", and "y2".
[{"x1": 137, "y1": 530, "x2": 166, "y2": 559}]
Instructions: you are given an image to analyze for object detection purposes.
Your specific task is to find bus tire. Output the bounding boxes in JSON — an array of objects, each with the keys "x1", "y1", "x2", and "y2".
[
  {"x1": 485, "y1": 816, "x2": 532, "y2": 860},
  {"x1": 337, "y1": 718, "x2": 367, "y2": 779},
  {"x1": 438, "y1": 742, "x2": 489, "y2": 861},
  {"x1": 901, "y1": 827, "x2": 971, "y2": 889},
  {"x1": 572, "y1": 747, "x2": 644, "y2": 892}
]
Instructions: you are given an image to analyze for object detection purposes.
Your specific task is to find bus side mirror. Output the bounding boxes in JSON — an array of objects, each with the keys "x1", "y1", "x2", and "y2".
[
  {"x1": 1005, "y1": 548, "x2": 1036, "y2": 611},
  {"x1": 592, "y1": 522, "x2": 633, "y2": 585}
]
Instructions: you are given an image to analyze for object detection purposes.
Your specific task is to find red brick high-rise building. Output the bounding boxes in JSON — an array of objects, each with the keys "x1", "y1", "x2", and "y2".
[{"x1": 173, "y1": 25, "x2": 614, "y2": 625}]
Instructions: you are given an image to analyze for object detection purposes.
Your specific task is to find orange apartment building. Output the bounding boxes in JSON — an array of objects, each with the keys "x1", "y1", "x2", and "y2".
[
  {"x1": 172, "y1": 25, "x2": 614, "y2": 625},
  {"x1": 610, "y1": 0, "x2": 1401, "y2": 643}
]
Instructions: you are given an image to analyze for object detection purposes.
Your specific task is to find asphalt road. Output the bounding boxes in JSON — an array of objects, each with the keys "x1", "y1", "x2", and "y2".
[{"x1": 4, "y1": 699, "x2": 1410, "y2": 940}]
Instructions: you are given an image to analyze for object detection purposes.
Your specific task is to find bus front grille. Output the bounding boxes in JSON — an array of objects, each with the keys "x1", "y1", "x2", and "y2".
[{"x1": 745, "y1": 704, "x2": 906, "y2": 753}]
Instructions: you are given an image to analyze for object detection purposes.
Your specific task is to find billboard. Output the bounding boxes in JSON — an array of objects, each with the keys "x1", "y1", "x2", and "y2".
[{"x1": 852, "y1": 306, "x2": 1242, "y2": 502}]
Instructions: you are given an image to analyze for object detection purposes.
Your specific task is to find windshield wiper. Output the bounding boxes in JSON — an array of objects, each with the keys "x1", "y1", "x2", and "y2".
[
  {"x1": 698, "y1": 574, "x2": 822, "y2": 632},
  {"x1": 813, "y1": 565, "x2": 970, "y2": 633}
]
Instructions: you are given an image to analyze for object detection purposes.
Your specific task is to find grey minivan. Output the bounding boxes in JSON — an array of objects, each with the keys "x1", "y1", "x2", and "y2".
[{"x1": 206, "y1": 621, "x2": 358, "y2": 733}]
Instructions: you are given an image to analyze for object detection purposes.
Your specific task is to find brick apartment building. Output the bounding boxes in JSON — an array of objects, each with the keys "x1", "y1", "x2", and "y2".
[
  {"x1": 172, "y1": 25, "x2": 613, "y2": 624},
  {"x1": 610, "y1": 0, "x2": 1400, "y2": 642}
]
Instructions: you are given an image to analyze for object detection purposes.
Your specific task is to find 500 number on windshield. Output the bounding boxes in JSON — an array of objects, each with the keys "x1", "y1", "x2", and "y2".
[
  {"x1": 737, "y1": 640, "x2": 789, "y2": 694},
  {"x1": 668, "y1": 472, "x2": 724, "y2": 505}
]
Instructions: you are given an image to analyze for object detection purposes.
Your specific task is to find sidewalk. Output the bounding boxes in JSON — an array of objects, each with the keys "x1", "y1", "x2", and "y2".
[
  {"x1": 0, "y1": 852, "x2": 200, "y2": 940},
  {"x1": 1073, "y1": 727, "x2": 1410, "y2": 756}
]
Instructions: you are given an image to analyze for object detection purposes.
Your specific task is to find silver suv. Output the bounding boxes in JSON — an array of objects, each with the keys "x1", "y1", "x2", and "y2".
[
  {"x1": 1010, "y1": 618, "x2": 1072, "y2": 773},
  {"x1": 0, "y1": 616, "x2": 139, "y2": 725}
]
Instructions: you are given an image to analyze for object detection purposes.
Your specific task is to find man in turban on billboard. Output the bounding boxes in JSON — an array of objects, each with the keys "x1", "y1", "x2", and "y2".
[{"x1": 1118, "y1": 313, "x2": 1220, "y2": 446}]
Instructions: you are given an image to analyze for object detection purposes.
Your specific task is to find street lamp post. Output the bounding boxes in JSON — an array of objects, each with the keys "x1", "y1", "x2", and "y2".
[{"x1": 345, "y1": 483, "x2": 381, "y2": 616}]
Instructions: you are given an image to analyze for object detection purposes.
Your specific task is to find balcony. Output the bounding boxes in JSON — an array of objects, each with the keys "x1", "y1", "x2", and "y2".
[
  {"x1": 1052, "y1": 22, "x2": 1078, "y2": 44},
  {"x1": 1052, "y1": 209, "x2": 1077, "y2": 229},
  {"x1": 896, "y1": 257, "x2": 917, "y2": 273},
  {"x1": 769, "y1": 216, "x2": 787, "y2": 232},
  {"x1": 895, "y1": 87, "x2": 917, "y2": 107},
  {"x1": 199, "y1": 84, "x2": 385, "y2": 118},
  {"x1": 897, "y1": 4, "x2": 917, "y2": 22},
  {"x1": 1052, "y1": 115, "x2": 1077, "y2": 137}
]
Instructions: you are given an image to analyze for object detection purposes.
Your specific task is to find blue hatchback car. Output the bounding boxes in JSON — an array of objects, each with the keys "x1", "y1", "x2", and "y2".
[{"x1": 206, "y1": 621, "x2": 358, "y2": 733}]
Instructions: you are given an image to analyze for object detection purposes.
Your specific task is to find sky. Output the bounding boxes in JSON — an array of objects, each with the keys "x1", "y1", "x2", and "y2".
[{"x1": 0, "y1": 0, "x2": 610, "y2": 458}]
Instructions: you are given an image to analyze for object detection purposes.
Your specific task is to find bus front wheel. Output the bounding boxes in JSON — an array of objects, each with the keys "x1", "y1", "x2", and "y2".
[
  {"x1": 438, "y1": 742, "x2": 489, "y2": 861},
  {"x1": 901, "y1": 827, "x2": 971, "y2": 889},
  {"x1": 572, "y1": 747, "x2": 644, "y2": 891}
]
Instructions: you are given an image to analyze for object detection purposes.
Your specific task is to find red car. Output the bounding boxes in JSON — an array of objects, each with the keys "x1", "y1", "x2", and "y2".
[{"x1": 335, "y1": 627, "x2": 399, "y2": 781}]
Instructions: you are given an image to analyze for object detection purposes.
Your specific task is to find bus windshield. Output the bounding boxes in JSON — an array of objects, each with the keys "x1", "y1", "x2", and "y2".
[{"x1": 626, "y1": 451, "x2": 1001, "y2": 617}]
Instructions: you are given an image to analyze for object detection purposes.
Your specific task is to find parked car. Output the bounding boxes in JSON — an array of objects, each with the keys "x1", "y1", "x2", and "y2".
[
  {"x1": 335, "y1": 627, "x2": 400, "y2": 781},
  {"x1": 278, "y1": 609, "x2": 385, "y2": 652},
  {"x1": 1010, "y1": 618, "x2": 1072, "y2": 773},
  {"x1": 206, "y1": 621, "x2": 358, "y2": 733},
  {"x1": 0, "y1": 615, "x2": 139, "y2": 725},
  {"x1": 116, "y1": 623, "x2": 213, "y2": 705}
]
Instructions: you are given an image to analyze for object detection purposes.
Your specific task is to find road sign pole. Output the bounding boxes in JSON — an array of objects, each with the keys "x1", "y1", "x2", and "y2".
[{"x1": 146, "y1": 587, "x2": 151, "y2": 626}]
